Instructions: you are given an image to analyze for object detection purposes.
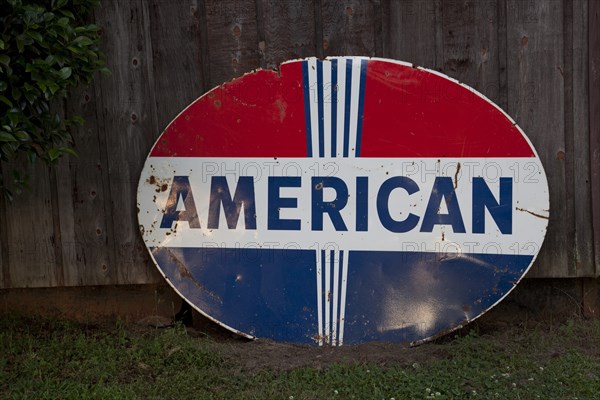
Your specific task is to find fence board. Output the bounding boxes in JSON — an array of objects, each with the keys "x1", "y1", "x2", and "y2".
[
  {"x1": 440, "y1": 0, "x2": 500, "y2": 103},
  {"x1": 259, "y1": 0, "x2": 317, "y2": 69},
  {"x1": 506, "y1": 0, "x2": 568, "y2": 277},
  {"x1": 572, "y1": 0, "x2": 595, "y2": 276},
  {"x1": 321, "y1": 0, "x2": 376, "y2": 57},
  {"x1": 386, "y1": 0, "x2": 438, "y2": 68},
  {"x1": 204, "y1": 0, "x2": 260, "y2": 89},
  {"x1": 93, "y1": 1, "x2": 162, "y2": 284},
  {"x1": 1, "y1": 162, "x2": 58, "y2": 287},
  {"x1": 149, "y1": 0, "x2": 206, "y2": 130},
  {"x1": 0, "y1": 168, "x2": 9, "y2": 288},
  {"x1": 54, "y1": 86, "x2": 113, "y2": 286}
]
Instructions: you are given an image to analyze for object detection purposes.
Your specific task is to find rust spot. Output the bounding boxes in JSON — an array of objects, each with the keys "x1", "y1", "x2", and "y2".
[
  {"x1": 441, "y1": 231, "x2": 445, "y2": 241},
  {"x1": 96, "y1": 228, "x2": 102, "y2": 235},
  {"x1": 345, "y1": 6, "x2": 353, "y2": 16},
  {"x1": 160, "y1": 183, "x2": 168, "y2": 192},
  {"x1": 130, "y1": 112, "x2": 138, "y2": 123},
  {"x1": 315, "y1": 181, "x2": 323, "y2": 191},
  {"x1": 276, "y1": 99, "x2": 285, "y2": 122},
  {"x1": 101, "y1": 264, "x2": 108, "y2": 271},
  {"x1": 214, "y1": 99, "x2": 222, "y2": 108},
  {"x1": 132, "y1": 57, "x2": 139, "y2": 67},
  {"x1": 516, "y1": 207, "x2": 549, "y2": 220},
  {"x1": 166, "y1": 249, "x2": 222, "y2": 303},
  {"x1": 453, "y1": 162, "x2": 461, "y2": 189},
  {"x1": 232, "y1": 25, "x2": 241, "y2": 38},
  {"x1": 557, "y1": 150, "x2": 565, "y2": 160},
  {"x1": 521, "y1": 36, "x2": 529, "y2": 46}
]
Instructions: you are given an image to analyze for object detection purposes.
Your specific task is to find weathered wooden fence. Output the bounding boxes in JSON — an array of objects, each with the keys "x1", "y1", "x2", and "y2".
[{"x1": 0, "y1": 0, "x2": 598, "y2": 290}]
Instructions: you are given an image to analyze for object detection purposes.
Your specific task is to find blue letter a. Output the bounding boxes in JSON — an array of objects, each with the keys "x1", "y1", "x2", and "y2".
[{"x1": 160, "y1": 176, "x2": 201, "y2": 229}]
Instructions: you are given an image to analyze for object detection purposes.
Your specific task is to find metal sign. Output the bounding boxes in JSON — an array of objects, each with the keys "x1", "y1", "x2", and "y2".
[{"x1": 138, "y1": 57, "x2": 549, "y2": 345}]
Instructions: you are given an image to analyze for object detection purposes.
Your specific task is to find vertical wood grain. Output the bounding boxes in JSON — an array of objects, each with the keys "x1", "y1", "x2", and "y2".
[
  {"x1": 572, "y1": 0, "x2": 594, "y2": 276},
  {"x1": 259, "y1": 0, "x2": 317, "y2": 69},
  {"x1": 148, "y1": 0, "x2": 206, "y2": 131},
  {"x1": 0, "y1": 166, "x2": 9, "y2": 288},
  {"x1": 320, "y1": 0, "x2": 377, "y2": 57},
  {"x1": 387, "y1": 0, "x2": 439, "y2": 68},
  {"x1": 93, "y1": 0, "x2": 162, "y2": 285},
  {"x1": 506, "y1": 0, "x2": 568, "y2": 277},
  {"x1": 2, "y1": 162, "x2": 58, "y2": 287},
  {"x1": 440, "y1": 0, "x2": 500, "y2": 103},
  {"x1": 204, "y1": 0, "x2": 260, "y2": 88},
  {"x1": 590, "y1": 0, "x2": 600, "y2": 276},
  {"x1": 55, "y1": 85, "x2": 113, "y2": 286}
]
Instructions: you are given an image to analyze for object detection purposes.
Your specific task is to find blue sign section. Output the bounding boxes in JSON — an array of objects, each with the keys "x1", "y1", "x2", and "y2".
[
  {"x1": 151, "y1": 246, "x2": 531, "y2": 344},
  {"x1": 151, "y1": 247, "x2": 318, "y2": 344}
]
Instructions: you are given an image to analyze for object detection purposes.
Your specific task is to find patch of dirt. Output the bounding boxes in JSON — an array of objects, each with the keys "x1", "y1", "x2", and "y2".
[
  {"x1": 180, "y1": 305, "x2": 599, "y2": 372},
  {"x1": 213, "y1": 338, "x2": 451, "y2": 372}
]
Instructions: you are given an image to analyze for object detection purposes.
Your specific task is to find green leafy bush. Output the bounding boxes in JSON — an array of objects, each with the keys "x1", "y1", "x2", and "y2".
[{"x1": 0, "y1": 0, "x2": 107, "y2": 200}]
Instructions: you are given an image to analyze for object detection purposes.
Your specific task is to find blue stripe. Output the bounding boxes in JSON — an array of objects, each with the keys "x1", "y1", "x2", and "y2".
[
  {"x1": 355, "y1": 60, "x2": 368, "y2": 157},
  {"x1": 329, "y1": 249, "x2": 335, "y2": 322},
  {"x1": 301, "y1": 61, "x2": 312, "y2": 157},
  {"x1": 316, "y1": 61, "x2": 325, "y2": 158},
  {"x1": 321, "y1": 249, "x2": 326, "y2": 310},
  {"x1": 331, "y1": 59, "x2": 338, "y2": 157},
  {"x1": 343, "y1": 59, "x2": 353, "y2": 157}
]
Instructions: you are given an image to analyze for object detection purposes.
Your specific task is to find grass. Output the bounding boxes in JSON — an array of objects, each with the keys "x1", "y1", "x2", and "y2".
[{"x1": 0, "y1": 315, "x2": 599, "y2": 399}]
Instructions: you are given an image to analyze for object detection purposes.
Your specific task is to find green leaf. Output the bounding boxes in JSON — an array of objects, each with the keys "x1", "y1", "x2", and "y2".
[
  {"x1": 16, "y1": 37, "x2": 25, "y2": 53},
  {"x1": 0, "y1": 132, "x2": 17, "y2": 142},
  {"x1": 0, "y1": 95, "x2": 12, "y2": 107},
  {"x1": 47, "y1": 148, "x2": 61, "y2": 161},
  {"x1": 70, "y1": 115, "x2": 84, "y2": 125},
  {"x1": 58, "y1": 67, "x2": 72, "y2": 80},
  {"x1": 26, "y1": 31, "x2": 44, "y2": 43},
  {"x1": 0, "y1": 54, "x2": 9, "y2": 67},
  {"x1": 59, "y1": 147, "x2": 78, "y2": 157},
  {"x1": 0, "y1": 39, "x2": 5, "y2": 50},
  {"x1": 73, "y1": 36, "x2": 93, "y2": 47},
  {"x1": 13, "y1": 131, "x2": 31, "y2": 141}
]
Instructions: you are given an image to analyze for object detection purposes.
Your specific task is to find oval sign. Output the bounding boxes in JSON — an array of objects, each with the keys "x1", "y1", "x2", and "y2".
[{"x1": 138, "y1": 57, "x2": 549, "y2": 345}]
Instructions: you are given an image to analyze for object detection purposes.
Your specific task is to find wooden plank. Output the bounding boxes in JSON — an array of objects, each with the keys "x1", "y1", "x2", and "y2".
[
  {"x1": 204, "y1": 0, "x2": 260, "y2": 88},
  {"x1": 440, "y1": 0, "x2": 500, "y2": 103},
  {"x1": 148, "y1": 0, "x2": 206, "y2": 130},
  {"x1": 53, "y1": 85, "x2": 114, "y2": 286},
  {"x1": 259, "y1": 0, "x2": 316, "y2": 68},
  {"x1": 387, "y1": 0, "x2": 438, "y2": 68},
  {"x1": 590, "y1": 0, "x2": 600, "y2": 276},
  {"x1": 561, "y1": 0, "x2": 577, "y2": 278},
  {"x1": 506, "y1": 0, "x2": 568, "y2": 277},
  {"x1": 93, "y1": 0, "x2": 163, "y2": 285},
  {"x1": 0, "y1": 164, "x2": 10, "y2": 288},
  {"x1": 320, "y1": 0, "x2": 377, "y2": 57},
  {"x1": 572, "y1": 0, "x2": 595, "y2": 276},
  {"x1": 1, "y1": 162, "x2": 59, "y2": 287},
  {"x1": 497, "y1": 0, "x2": 508, "y2": 111}
]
